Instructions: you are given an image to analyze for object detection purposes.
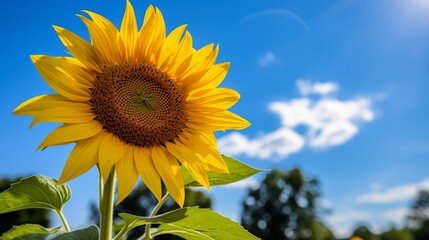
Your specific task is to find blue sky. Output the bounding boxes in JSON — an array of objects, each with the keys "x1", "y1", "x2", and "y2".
[{"x1": 2, "y1": 0, "x2": 429, "y2": 237}]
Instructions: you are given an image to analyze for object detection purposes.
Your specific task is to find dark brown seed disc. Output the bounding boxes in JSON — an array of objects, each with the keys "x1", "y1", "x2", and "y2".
[{"x1": 90, "y1": 64, "x2": 187, "y2": 147}]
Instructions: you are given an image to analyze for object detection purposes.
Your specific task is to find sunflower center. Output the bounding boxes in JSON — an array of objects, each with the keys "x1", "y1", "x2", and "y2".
[{"x1": 90, "y1": 64, "x2": 187, "y2": 147}]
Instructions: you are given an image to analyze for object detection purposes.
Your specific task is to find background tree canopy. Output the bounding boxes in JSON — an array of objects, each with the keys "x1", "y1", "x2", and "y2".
[
  {"x1": 349, "y1": 189, "x2": 429, "y2": 240},
  {"x1": 407, "y1": 189, "x2": 429, "y2": 240},
  {"x1": 240, "y1": 168, "x2": 335, "y2": 240}
]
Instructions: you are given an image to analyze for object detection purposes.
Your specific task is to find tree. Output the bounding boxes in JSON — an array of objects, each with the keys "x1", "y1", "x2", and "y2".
[
  {"x1": 407, "y1": 189, "x2": 429, "y2": 240},
  {"x1": 241, "y1": 168, "x2": 335, "y2": 240},
  {"x1": 0, "y1": 177, "x2": 51, "y2": 234},
  {"x1": 90, "y1": 182, "x2": 212, "y2": 239},
  {"x1": 351, "y1": 225, "x2": 379, "y2": 240},
  {"x1": 379, "y1": 228, "x2": 413, "y2": 240}
]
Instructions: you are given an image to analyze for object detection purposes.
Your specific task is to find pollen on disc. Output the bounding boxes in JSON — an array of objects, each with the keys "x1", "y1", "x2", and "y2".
[{"x1": 90, "y1": 64, "x2": 187, "y2": 147}]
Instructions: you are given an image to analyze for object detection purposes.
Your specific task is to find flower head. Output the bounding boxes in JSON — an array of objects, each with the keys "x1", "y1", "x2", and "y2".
[{"x1": 14, "y1": 1, "x2": 249, "y2": 206}]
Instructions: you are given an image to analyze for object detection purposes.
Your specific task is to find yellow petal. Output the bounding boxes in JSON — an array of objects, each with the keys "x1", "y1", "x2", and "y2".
[
  {"x1": 14, "y1": 94, "x2": 94, "y2": 127},
  {"x1": 59, "y1": 132, "x2": 106, "y2": 183},
  {"x1": 201, "y1": 131, "x2": 217, "y2": 148},
  {"x1": 37, "y1": 121, "x2": 102, "y2": 150},
  {"x1": 53, "y1": 26, "x2": 100, "y2": 72},
  {"x1": 83, "y1": 10, "x2": 122, "y2": 64},
  {"x1": 45, "y1": 56, "x2": 95, "y2": 87},
  {"x1": 147, "y1": 8, "x2": 166, "y2": 63},
  {"x1": 29, "y1": 109, "x2": 94, "y2": 128},
  {"x1": 77, "y1": 15, "x2": 115, "y2": 65},
  {"x1": 187, "y1": 88, "x2": 240, "y2": 111},
  {"x1": 176, "y1": 43, "x2": 214, "y2": 80},
  {"x1": 157, "y1": 24, "x2": 187, "y2": 69},
  {"x1": 187, "y1": 111, "x2": 251, "y2": 131},
  {"x1": 31, "y1": 55, "x2": 91, "y2": 102},
  {"x1": 14, "y1": 94, "x2": 89, "y2": 114},
  {"x1": 134, "y1": 147, "x2": 162, "y2": 201},
  {"x1": 135, "y1": 5, "x2": 156, "y2": 62},
  {"x1": 166, "y1": 141, "x2": 210, "y2": 190},
  {"x1": 120, "y1": 0, "x2": 138, "y2": 61},
  {"x1": 116, "y1": 145, "x2": 138, "y2": 204},
  {"x1": 189, "y1": 62, "x2": 230, "y2": 91},
  {"x1": 98, "y1": 133, "x2": 126, "y2": 182},
  {"x1": 152, "y1": 146, "x2": 185, "y2": 207},
  {"x1": 168, "y1": 31, "x2": 193, "y2": 75},
  {"x1": 137, "y1": 6, "x2": 166, "y2": 64},
  {"x1": 179, "y1": 130, "x2": 228, "y2": 173}
]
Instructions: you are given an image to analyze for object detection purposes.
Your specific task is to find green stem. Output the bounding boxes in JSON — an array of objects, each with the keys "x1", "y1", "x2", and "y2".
[
  {"x1": 113, "y1": 226, "x2": 128, "y2": 240},
  {"x1": 100, "y1": 169, "x2": 116, "y2": 240},
  {"x1": 98, "y1": 165, "x2": 104, "y2": 205},
  {"x1": 57, "y1": 209, "x2": 71, "y2": 232},
  {"x1": 143, "y1": 192, "x2": 170, "y2": 240}
]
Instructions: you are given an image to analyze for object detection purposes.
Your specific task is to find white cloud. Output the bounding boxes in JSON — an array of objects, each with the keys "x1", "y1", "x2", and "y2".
[
  {"x1": 217, "y1": 132, "x2": 250, "y2": 156},
  {"x1": 309, "y1": 120, "x2": 358, "y2": 148},
  {"x1": 381, "y1": 207, "x2": 409, "y2": 222},
  {"x1": 218, "y1": 128, "x2": 305, "y2": 160},
  {"x1": 258, "y1": 51, "x2": 275, "y2": 66},
  {"x1": 296, "y1": 79, "x2": 339, "y2": 96},
  {"x1": 224, "y1": 178, "x2": 260, "y2": 189},
  {"x1": 325, "y1": 210, "x2": 373, "y2": 238},
  {"x1": 357, "y1": 178, "x2": 429, "y2": 204},
  {"x1": 218, "y1": 80, "x2": 376, "y2": 159}
]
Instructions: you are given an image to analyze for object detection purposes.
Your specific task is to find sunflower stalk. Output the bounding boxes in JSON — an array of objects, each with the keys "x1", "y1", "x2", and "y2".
[
  {"x1": 100, "y1": 169, "x2": 116, "y2": 240},
  {"x1": 143, "y1": 192, "x2": 170, "y2": 240},
  {"x1": 57, "y1": 209, "x2": 71, "y2": 232}
]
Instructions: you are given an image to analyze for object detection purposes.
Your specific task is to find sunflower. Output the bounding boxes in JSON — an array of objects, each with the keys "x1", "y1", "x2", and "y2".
[{"x1": 14, "y1": 1, "x2": 249, "y2": 206}]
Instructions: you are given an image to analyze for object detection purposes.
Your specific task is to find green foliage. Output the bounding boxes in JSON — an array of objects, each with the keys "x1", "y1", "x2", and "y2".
[
  {"x1": 0, "y1": 175, "x2": 71, "y2": 238},
  {"x1": 0, "y1": 157, "x2": 260, "y2": 240},
  {"x1": 309, "y1": 222, "x2": 336, "y2": 240},
  {"x1": 407, "y1": 189, "x2": 429, "y2": 240},
  {"x1": 182, "y1": 155, "x2": 262, "y2": 187},
  {"x1": 115, "y1": 156, "x2": 261, "y2": 239},
  {"x1": 410, "y1": 219, "x2": 429, "y2": 240},
  {"x1": 0, "y1": 177, "x2": 51, "y2": 234},
  {"x1": 241, "y1": 168, "x2": 333, "y2": 240},
  {"x1": 379, "y1": 228, "x2": 413, "y2": 240},
  {"x1": 0, "y1": 223, "x2": 98, "y2": 240},
  {"x1": 0, "y1": 175, "x2": 70, "y2": 214},
  {"x1": 351, "y1": 225, "x2": 380, "y2": 240},
  {"x1": 51, "y1": 225, "x2": 99, "y2": 240},
  {"x1": 0, "y1": 224, "x2": 60, "y2": 240},
  {"x1": 120, "y1": 207, "x2": 259, "y2": 240},
  {"x1": 90, "y1": 183, "x2": 213, "y2": 239}
]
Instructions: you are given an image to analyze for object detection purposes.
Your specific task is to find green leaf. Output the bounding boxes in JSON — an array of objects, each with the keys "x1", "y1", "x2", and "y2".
[
  {"x1": 0, "y1": 175, "x2": 71, "y2": 214},
  {"x1": 119, "y1": 207, "x2": 259, "y2": 240},
  {"x1": 182, "y1": 155, "x2": 262, "y2": 187},
  {"x1": 51, "y1": 225, "x2": 99, "y2": 240},
  {"x1": 119, "y1": 207, "x2": 190, "y2": 231},
  {"x1": 0, "y1": 224, "x2": 60, "y2": 240}
]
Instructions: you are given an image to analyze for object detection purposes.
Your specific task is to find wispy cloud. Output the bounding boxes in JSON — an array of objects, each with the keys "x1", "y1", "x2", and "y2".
[
  {"x1": 218, "y1": 80, "x2": 376, "y2": 160},
  {"x1": 296, "y1": 79, "x2": 339, "y2": 96},
  {"x1": 239, "y1": 9, "x2": 309, "y2": 31},
  {"x1": 357, "y1": 178, "x2": 429, "y2": 204},
  {"x1": 258, "y1": 51, "x2": 275, "y2": 67}
]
